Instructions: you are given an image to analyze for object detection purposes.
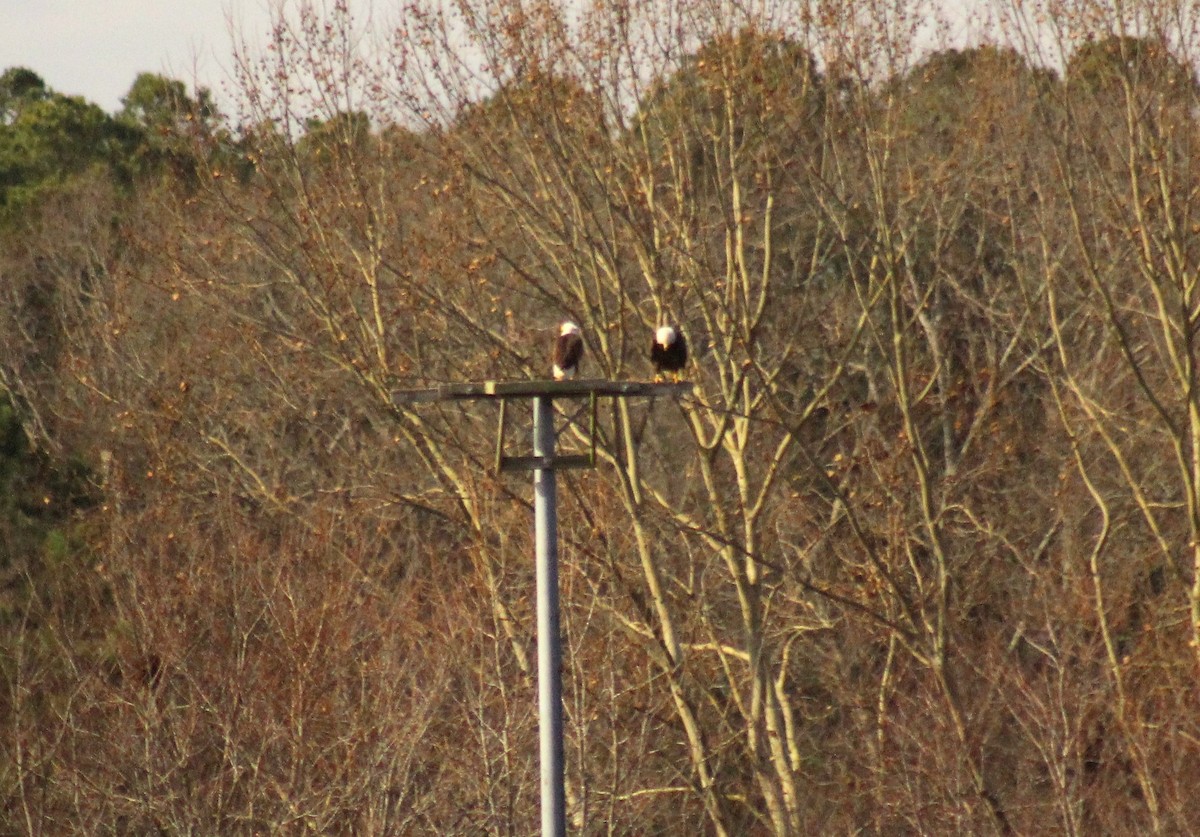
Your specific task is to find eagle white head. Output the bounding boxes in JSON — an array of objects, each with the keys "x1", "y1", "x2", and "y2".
[
  {"x1": 655, "y1": 325, "x2": 677, "y2": 347},
  {"x1": 561, "y1": 322, "x2": 582, "y2": 336}
]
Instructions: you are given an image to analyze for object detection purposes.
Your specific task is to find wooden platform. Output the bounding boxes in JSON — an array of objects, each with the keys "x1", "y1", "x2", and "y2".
[
  {"x1": 394, "y1": 379, "x2": 693, "y2": 405},
  {"x1": 394, "y1": 379, "x2": 693, "y2": 472}
]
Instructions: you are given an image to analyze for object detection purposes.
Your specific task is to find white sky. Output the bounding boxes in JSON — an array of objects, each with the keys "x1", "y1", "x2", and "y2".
[
  {"x1": 0, "y1": 1, "x2": 278, "y2": 113},
  {"x1": 0, "y1": 1, "x2": 1022, "y2": 117}
]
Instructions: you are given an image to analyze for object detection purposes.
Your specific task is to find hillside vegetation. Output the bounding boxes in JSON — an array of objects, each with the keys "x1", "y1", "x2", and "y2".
[{"x1": 4, "y1": 1, "x2": 1200, "y2": 833}]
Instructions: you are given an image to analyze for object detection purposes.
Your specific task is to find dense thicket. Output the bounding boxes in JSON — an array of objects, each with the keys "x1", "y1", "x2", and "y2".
[{"x1": 3, "y1": 1, "x2": 1200, "y2": 833}]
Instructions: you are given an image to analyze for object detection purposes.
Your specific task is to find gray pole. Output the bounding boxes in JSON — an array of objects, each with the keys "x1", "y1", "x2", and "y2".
[{"x1": 533, "y1": 395, "x2": 567, "y2": 836}]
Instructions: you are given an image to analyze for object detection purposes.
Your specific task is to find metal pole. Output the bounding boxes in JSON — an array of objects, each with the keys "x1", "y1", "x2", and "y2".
[{"x1": 533, "y1": 395, "x2": 567, "y2": 836}]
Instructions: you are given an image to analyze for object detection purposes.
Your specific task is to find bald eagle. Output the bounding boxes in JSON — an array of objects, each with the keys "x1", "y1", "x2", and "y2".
[
  {"x1": 651, "y1": 326, "x2": 688, "y2": 381},
  {"x1": 553, "y1": 322, "x2": 584, "y2": 380}
]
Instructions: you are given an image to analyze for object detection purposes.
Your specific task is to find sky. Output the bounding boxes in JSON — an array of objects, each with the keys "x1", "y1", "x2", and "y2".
[
  {"x1": 0, "y1": 1, "x2": 277, "y2": 114},
  {"x1": 0, "y1": 1, "x2": 1006, "y2": 117}
]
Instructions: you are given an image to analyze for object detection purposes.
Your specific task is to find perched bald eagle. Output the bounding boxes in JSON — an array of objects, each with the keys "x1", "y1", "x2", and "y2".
[
  {"x1": 553, "y1": 322, "x2": 584, "y2": 380},
  {"x1": 651, "y1": 326, "x2": 687, "y2": 381}
]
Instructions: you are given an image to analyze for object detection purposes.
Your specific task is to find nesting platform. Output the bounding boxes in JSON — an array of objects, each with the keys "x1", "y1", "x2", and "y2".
[
  {"x1": 394, "y1": 379, "x2": 693, "y2": 403},
  {"x1": 393, "y1": 379, "x2": 693, "y2": 472}
]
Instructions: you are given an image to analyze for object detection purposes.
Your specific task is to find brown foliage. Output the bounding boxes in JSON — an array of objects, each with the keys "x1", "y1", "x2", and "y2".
[{"x1": 6, "y1": 0, "x2": 1200, "y2": 834}]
